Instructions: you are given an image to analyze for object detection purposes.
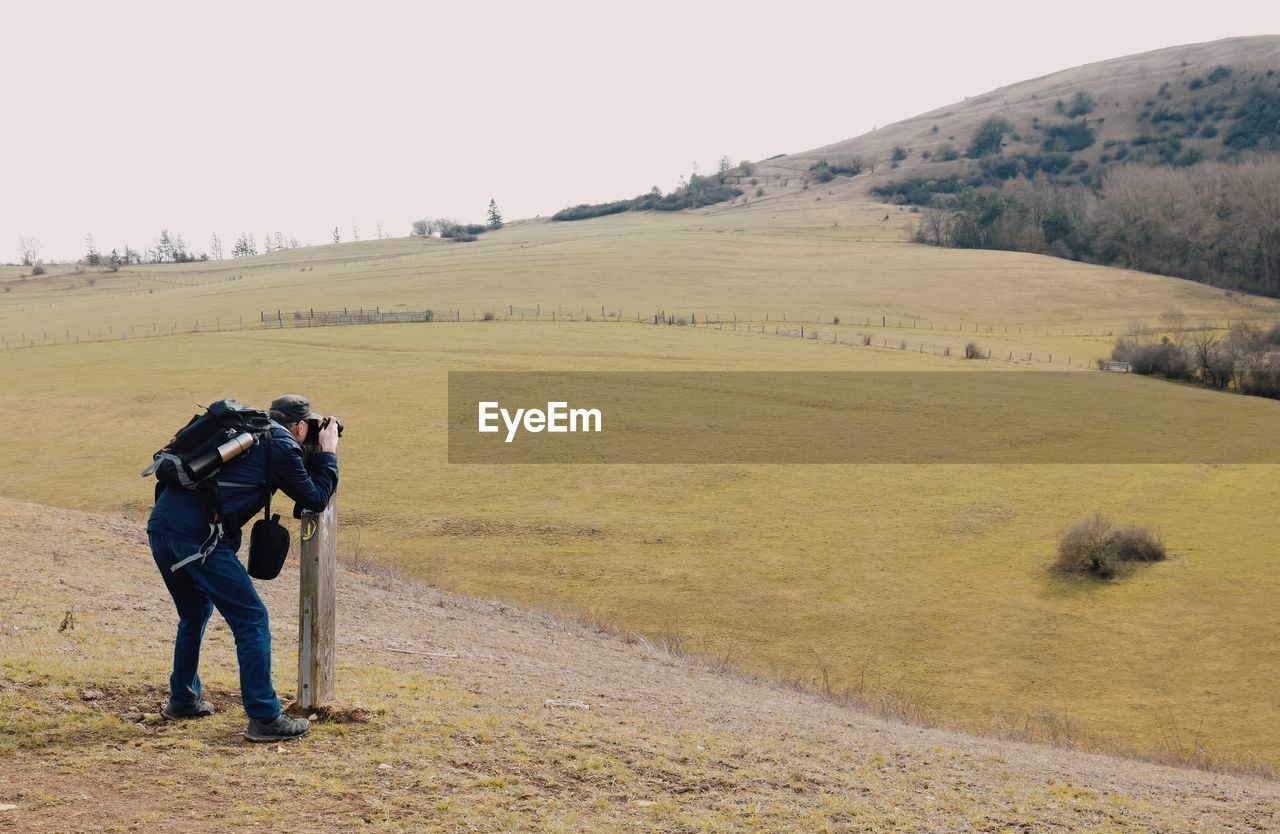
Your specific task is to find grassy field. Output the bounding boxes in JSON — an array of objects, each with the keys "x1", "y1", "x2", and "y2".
[
  {"x1": 5, "y1": 206, "x2": 1278, "y2": 351},
  {"x1": 4, "y1": 205, "x2": 1280, "y2": 772},
  {"x1": 2, "y1": 309, "x2": 1279, "y2": 771}
]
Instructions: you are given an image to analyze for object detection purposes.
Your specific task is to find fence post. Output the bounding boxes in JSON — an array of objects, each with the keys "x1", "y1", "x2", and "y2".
[{"x1": 298, "y1": 497, "x2": 337, "y2": 709}]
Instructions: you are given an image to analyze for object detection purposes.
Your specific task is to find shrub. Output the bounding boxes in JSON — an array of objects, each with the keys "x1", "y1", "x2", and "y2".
[
  {"x1": 1112, "y1": 338, "x2": 1193, "y2": 379},
  {"x1": 1057, "y1": 514, "x2": 1166, "y2": 579},
  {"x1": 808, "y1": 157, "x2": 864, "y2": 182},
  {"x1": 891, "y1": 145, "x2": 908, "y2": 162},
  {"x1": 1041, "y1": 121, "x2": 1095, "y2": 152},
  {"x1": 481, "y1": 311, "x2": 496, "y2": 320},
  {"x1": 963, "y1": 341, "x2": 984, "y2": 359},
  {"x1": 967, "y1": 116, "x2": 1014, "y2": 158},
  {"x1": 32, "y1": 265, "x2": 45, "y2": 275},
  {"x1": 937, "y1": 143, "x2": 960, "y2": 161},
  {"x1": 1066, "y1": 90, "x2": 1096, "y2": 117},
  {"x1": 1207, "y1": 65, "x2": 1232, "y2": 84}
]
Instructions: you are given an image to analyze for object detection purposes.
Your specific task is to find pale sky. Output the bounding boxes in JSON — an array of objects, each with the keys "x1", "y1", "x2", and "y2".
[{"x1": 3, "y1": 0, "x2": 1277, "y2": 261}]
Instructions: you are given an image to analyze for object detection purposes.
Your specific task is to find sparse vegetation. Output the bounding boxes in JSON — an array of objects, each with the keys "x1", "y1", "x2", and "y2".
[
  {"x1": 553, "y1": 174, "x2": 743, "y2": 221},
  {"x1": 808, "y1": 157, "x2": 865, "y2": 182}
]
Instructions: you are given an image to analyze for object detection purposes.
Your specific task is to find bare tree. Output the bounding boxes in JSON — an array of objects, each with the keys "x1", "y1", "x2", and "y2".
[{"x1": 18, "y1": 236, "x2": 40, "y2": 267}]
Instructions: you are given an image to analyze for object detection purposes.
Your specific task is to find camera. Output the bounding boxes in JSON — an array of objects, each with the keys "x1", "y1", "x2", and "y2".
[{"x1": 303, "y1": 415, "x2": 344, "y2": 446}]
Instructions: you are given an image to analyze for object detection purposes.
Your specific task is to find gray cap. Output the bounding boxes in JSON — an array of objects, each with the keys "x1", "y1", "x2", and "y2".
[{"x1": 269, "y1": 394, "x2": 315, "y2": 425}]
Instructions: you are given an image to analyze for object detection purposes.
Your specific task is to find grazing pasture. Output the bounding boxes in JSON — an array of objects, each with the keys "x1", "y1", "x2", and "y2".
[{"x1": 4, "y1": 203, "x2": 1280, "y2": 770}]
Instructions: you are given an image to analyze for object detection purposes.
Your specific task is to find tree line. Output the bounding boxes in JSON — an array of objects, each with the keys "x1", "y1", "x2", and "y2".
[
  {"x1": 1114, "y1": 318, "x2": 1280, "y2": 400},
  {"x1": 915, "y1": 157, "x2": 1280, "y2": 297},
  {"x1": 409, "y1": 199, "x2": 503, "y2": 242}
]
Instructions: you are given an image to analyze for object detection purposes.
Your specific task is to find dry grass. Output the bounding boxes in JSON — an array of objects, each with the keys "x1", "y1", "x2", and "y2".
[
  {"x1": 2, "y1": 497, "x2": 1277, "y2": 832},
  {"x1": 1, "y1": 318, "x2": 1279, "y2": 771}
]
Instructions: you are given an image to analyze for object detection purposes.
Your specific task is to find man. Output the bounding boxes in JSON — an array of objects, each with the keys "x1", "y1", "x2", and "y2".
[{"x1": 147, "y1": 394, "x2": 340, "y2": 742}]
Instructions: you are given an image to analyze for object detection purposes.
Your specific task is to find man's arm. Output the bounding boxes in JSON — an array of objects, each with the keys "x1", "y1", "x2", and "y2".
[{"x1": 271, "y1": 426, "x2": 338, "y2": 513}]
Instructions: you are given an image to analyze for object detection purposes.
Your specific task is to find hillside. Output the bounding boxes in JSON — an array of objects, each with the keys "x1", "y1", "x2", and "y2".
[
  {"x1": 2, "y1": 496, "x2": 1277, "y2": 832},
  {"x1": 747, "y1": 35, "x2": 1280, "y2": 203}
]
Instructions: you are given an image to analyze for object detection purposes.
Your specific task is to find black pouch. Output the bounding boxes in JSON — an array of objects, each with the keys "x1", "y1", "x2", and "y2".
[
  {"x1": 248, "y1": 514, "x2": 290, "y2": 579},
  {"x1": 246, "y1": 432, "x2": 289, "y2": 580}
]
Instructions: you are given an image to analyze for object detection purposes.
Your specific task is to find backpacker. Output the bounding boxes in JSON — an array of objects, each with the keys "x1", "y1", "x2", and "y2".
[{"x1": 142, "y1": 399, "x2": 274, "y2": 570}]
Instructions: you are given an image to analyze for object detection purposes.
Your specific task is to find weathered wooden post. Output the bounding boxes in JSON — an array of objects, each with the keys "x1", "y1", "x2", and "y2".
[{"x1": 298, "y1": 498, "x2": 337, "y2": 708}]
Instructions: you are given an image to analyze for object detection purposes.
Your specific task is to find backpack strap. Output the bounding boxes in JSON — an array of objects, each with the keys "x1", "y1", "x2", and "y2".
[
  {"x1": 261, "y1": 430, "x2": 274, "y2": 522},
  {"x1": 169, "y1": 521, "x2": 225, "y2": 572}
]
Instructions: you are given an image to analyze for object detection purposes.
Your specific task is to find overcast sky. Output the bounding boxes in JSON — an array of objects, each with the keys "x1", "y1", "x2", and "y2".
[{"x1": 3, "y1": 0, "x2": 1277, "y2": 261}]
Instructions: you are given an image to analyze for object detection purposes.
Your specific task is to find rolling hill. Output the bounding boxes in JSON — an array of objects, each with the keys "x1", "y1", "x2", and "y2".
[{"x1": 747, "y1": 35, "x2": 1280, "y2": 204}]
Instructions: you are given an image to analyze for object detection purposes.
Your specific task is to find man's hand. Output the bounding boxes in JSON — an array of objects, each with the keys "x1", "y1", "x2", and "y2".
[{"x1": 318, "y1": 416, "x2": 340, "y2": 453}]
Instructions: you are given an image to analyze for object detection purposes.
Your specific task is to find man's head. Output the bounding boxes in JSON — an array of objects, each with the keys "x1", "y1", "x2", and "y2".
[{"x1": 270, "y1": 394, "x2": 315, "y2": 444}]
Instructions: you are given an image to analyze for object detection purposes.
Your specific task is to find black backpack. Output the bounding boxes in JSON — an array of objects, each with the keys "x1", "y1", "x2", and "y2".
[
  {"x1": 143, "y1": 399, "x2": 274, "y2": 497},
  {"x1": 142, "y1": 400, "x2": 274, "y2": 571}
]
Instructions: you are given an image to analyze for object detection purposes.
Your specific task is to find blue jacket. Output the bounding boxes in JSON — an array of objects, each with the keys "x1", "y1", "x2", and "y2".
[{"x1": 147, "y1": 423, "x2": 339, "y2": 549}]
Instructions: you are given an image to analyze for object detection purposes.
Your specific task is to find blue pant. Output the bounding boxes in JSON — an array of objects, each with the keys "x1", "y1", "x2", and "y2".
[{"x1": 148, "y1": 530, "x2": 282, "y2": 721}]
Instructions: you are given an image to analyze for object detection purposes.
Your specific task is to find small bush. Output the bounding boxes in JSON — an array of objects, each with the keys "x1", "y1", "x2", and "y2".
[
  {"x1": 1057, "y1": 515, "x2": 1166, "y2": 579},
  {"x1": 32, "y1": 265, "x2": 45, "y2": 275},
  {"x1": 964, "y1": 341, "x2": 984, "y2": 359},
  {"x1": 481, "y1": 311, "x2": 496, "y2": 321},
  {"x1": 1066, "y1": 90, "x2": 1096, "y2": 117}
]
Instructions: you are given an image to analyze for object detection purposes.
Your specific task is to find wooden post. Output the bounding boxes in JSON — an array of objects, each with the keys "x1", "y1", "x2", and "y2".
[{"x1": 298, "y1": 498, "x2": 337, "y2": 708}]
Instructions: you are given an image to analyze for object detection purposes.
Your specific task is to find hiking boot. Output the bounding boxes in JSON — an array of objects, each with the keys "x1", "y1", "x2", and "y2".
[
  {"x1": 161, "y1": 700, "x2": 215, "y2": 720},
  {"x1": 245, "y1": 714, "x2": 310, "y2": 743}
]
